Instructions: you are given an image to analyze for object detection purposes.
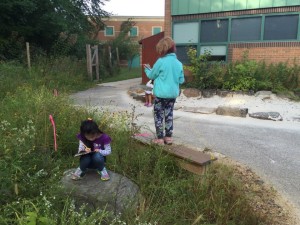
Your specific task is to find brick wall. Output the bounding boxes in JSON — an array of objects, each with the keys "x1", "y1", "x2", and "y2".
[
  {"x1": 164, "y1": 0, "x2": 171, "y2": 37},
  {"x1": 96, "y1": 16, "x2": 164, "y2": 42},
  {"x1": 228, "y1": 42, "x2": 300, "y2": 65}
]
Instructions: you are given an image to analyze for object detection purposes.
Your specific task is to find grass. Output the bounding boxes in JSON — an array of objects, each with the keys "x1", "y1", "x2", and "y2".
[
  {"x1": 0, "y1": 58, "x2": 281, "y2": 225},
  {"x1": 100, "y1": 67, "x2": 142, "y2": 83}
]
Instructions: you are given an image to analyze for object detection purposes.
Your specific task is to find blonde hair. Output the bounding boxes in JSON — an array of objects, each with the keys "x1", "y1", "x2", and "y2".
[{"x1": 156, "y1": 37, "x2": 175, "y2": 56}]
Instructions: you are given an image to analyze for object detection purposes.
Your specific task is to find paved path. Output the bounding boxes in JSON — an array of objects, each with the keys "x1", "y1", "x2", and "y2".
[{"x1": 71, "y1": 78, "x2": 300, "y2": 218}]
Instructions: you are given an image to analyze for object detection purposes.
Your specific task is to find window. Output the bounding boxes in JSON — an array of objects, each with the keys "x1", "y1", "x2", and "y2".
[
  {"x1": 200, "y1": 19, "x2": 228, "y2": 43},
  {"x1": 200, "y1": 46, "x2": 227, "y2": 61},
  {"x1": 264, "y1": 15, "x2": 299, "y2": 40},
  {"x1": 176, "y1": 45, "x2": 197, "y2": 64},
  {"x1": 129, "y1": 26, "x2": 138, "y2": 37},
  {"x1": 231, "y1": 17, "x2": 261, "y2": 41},
  {"x1": 173, "y1": 22, "x2": 199, "y2": 44},
  {"x1": 152, "y1": 27, "x2": 162, "y2": 35},
  {"x1": 105, "y1": 26, "x2": 114, "y2": 36}
]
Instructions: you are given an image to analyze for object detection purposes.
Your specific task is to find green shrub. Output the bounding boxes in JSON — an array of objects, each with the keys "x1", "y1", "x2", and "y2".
[
  {"x1": 185, "y1": 47, "x2": 225, "y2": 90},
  {"x1": 185, "y1": 49, "x2": 300, "y2": 93}
]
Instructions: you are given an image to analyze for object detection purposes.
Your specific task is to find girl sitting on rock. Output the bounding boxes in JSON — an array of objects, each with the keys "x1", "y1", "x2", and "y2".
[{"x1": 72, "y1": 119, "x2": 111, "y2": 181}]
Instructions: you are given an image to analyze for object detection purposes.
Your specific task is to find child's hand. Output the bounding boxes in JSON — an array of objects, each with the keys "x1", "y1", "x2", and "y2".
[
  {"x1": 143, "y1": 64, "x2": 151, "y2": 70},
  {"x1": 85, "y1": 147, "x2": 91, "y2": 153}
]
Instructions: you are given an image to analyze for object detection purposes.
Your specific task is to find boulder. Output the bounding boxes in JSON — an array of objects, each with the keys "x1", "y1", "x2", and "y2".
[
  {"x1": 216, "y1": 106, "x2": 248, "y2": 118},
  {"x1": 202, "y1": 89, "x2": 217, "y2": 98},
  {"x1": 182, "y1": 106, "x2": 216, "y2": 114},
  {"x1": 254, "y1": 91, "x2": 272, "y2": 100},
  {"x1": 249, "y1": 112, "x2": 283, "y2": 121},
  {"x1": 216, "y1": 90, "x2": 232, "y2": 97},
  {"x1": 183, "y1": 88, "x2": 201, "y2": 98},
  {"x1": 61, "y1": 168, "x2": 140, "y2": 215}
]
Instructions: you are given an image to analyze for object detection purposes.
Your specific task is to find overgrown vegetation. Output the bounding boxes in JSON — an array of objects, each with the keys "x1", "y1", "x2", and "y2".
[
  {"x1": 0, "y1": 59, "x2": 284, "y2": 224},
  {"x1": 184, "y1": 47, "x2": 300, "y2": 99},
  {"x1": 0, "y1": 0, "x2": 111, "y2": 60}
]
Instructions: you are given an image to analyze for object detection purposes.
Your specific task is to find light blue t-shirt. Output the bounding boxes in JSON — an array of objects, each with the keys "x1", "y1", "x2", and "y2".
[{"x1": 145, "y1": 53, "x2": 185, "y2": 99}]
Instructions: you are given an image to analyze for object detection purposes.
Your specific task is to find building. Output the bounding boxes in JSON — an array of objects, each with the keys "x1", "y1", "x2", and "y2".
[
  {"x1": 96, "y1": 16, "x2": 164, "y2": 42},
  {"x1": 96, "y1": 16, "x2": 164, "y2": 68},
  {"x1": 164, "y1": 0, "x2": 300, "y2": 65}
]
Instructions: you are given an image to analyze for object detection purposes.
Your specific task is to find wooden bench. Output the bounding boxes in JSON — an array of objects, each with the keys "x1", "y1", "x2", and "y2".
[{"x1": 132, "y1": 133, "x2": 216, "y2": 175}]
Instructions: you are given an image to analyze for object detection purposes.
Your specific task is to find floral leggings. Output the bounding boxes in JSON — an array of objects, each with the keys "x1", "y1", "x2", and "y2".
[{"x1": 153, "y1": 97, "x2": 176, "y2": 139}]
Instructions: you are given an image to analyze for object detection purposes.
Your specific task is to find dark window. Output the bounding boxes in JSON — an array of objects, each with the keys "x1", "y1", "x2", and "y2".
[
  {"x1": 264, "y1": 15, "x2": 299, "y2": 40},
  {"x1": 231, "y1": 17, "x2": 261, "y2": 41},
  {"x1": 200, "y1": 19, "x2": 228, "y2": 43},
  {"x1": 176, "y1": 45, "x2": 196, "y2": 64}
]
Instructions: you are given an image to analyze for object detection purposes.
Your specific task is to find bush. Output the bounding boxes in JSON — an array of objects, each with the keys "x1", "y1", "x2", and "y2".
[
  {"x1": 185, "y1": 49, "x2": 300, "y2": 94},
  {"x1": 185, "y1": 47, "x2": 225, "y2": 89}
]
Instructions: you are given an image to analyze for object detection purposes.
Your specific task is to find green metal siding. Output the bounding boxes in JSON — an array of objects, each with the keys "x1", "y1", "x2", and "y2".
[
  {"x1": 199, "y1": 0, "x2": 210, "y2": 13},
  {"x1": 260, "y1": 0, "x2": 273, "y2": 8},
  {"x1": 171, "y1": 0, "x2": 300, "y2": 15},
  {"x1": 235, "y1": 0, "x2": 247, "y2": 10},
  {"x1": 222, "y1": 0, "x2": 234, "y2": 11},
  {"x1": 247, "y1": 0, "x2": 260, "y2": 9},
  {"x1": 189, "y1": 0, "x2": 200, "y2": 14}
]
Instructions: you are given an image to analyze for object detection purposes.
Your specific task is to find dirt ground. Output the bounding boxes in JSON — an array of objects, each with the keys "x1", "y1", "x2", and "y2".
[{"x1": 218, "y1": 157, "x2": 300, "y2": 225}]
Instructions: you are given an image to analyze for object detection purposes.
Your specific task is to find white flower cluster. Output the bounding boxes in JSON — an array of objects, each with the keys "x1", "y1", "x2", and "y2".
[
  {"x1": 0, "y1": 119, "x2": 36, "y2": 148},
  {"x1": 111, "y1": 213, "x2": 158, "y2": 225}
]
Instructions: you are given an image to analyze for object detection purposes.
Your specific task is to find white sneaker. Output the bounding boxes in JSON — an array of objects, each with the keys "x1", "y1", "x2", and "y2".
[
  {"x1": 100, "y1": 167, "x2": 110, "y2": 181},
  {"x1": 72, "y1": 167, "x2": 83, "y2": 180}
]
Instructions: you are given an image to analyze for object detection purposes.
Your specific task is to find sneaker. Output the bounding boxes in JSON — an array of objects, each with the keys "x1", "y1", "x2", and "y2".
[
  {"x1": 144, "y1": 102, "x2": 149, "y2": 106},
  {"x1": 164, "y1": 137, "x2": 173, "y2": 145},
  {"x1": 99, "y1": 167, "x2": 110, "y2": 181},
  {"x1": 151, "y1": 138, "x2": 164, "y2": 145},
  {"x1": 147, "y1": 103, "x2": 152, "y2": 107},
  {"x1": 72, "y1": 167, "x2": 84, "y2": 180}
]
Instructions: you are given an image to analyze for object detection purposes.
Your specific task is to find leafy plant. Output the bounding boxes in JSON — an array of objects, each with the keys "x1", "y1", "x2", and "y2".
[{"x1": 185, "y1": 47, "x2": 225, "y2": 89}]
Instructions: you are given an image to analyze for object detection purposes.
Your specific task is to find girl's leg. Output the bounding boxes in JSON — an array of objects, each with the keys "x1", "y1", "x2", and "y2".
[
  {"x1": 164, "y1": 99, "x2": 176, "y2": 137},
  {"x1": 153, "y1": 97, "x2": 165, "y2": 139},
  {"x1": 144, "y1": 93, "x2": 149, "y2": 106},
  {"x1": 79, "y1": 154, "x2": 93, "y2": 176},
  {"x1": 90, "y1": 152, "x2": 105, "y2": 172},
  {"x1": 90, "y1": 152, "x2": 109, "y2": 180},
  {"x1": 148, "y1": 94, "x2": 152, "y2": 105}
]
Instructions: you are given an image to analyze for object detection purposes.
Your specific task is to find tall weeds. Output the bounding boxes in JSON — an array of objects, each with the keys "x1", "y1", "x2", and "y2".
[{"x1": 0, "y1": 60, "x2": 276, "y2": 224}]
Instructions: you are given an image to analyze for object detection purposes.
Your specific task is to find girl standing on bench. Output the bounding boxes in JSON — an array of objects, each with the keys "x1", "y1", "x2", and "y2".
[{"x1": 144, "y1": 37, "x2": 185, "y2": 145}]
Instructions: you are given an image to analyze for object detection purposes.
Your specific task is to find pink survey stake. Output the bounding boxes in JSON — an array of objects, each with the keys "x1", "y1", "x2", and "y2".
[{"x1": 49, "y1": 115, "x2": 57, "y2": 151}]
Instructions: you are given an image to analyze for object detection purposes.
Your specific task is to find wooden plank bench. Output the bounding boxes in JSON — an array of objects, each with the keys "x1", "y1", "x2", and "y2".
[{"x1": 132, "y1": 133, "x2": 217, "y2": 175}]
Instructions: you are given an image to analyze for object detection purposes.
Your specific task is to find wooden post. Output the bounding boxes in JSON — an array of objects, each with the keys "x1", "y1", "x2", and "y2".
[
  {"x1": 108, "y1": 45, "x2": 112, "y2": 69},
  {"x1": 116, "y1": 47, "x2": 120, "y2": 66},
  {"x1": 86, "y1": 44, "x2": 92, "y2": 80},
  {"x1": 94, "y1": 45, "x2": 99, "y2": 80},
  {"x1": 26, "y1": 42, "x2": 31, "y2": 70}
]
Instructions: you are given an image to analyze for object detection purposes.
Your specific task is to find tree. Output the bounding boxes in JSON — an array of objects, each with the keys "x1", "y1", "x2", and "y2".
[
  {"x1": 0, "y1": 0, "x2": 111, "y2": 59},
  {"x1": 107, "y1": 19, "x2": 140, "y2": 70}
]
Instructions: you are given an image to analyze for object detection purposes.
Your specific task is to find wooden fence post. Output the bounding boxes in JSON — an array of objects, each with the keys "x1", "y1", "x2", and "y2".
[
  {"x1": 86, "y1": 44, "x2": 100, "y2": 81},
  {"x1": 116, "y1": 47, "x2": 120, "y2": 66},
  {"x1": 92, "y1": 45, "x2": 99, "y2": 80},
  {"x1": 26, "y1": 42, "x2": 31, "y2": 70},
  {"x1": 108, "y1": 45, "x2": 112, "y2": 69},
  {"x1": 86, "y1": 44, "x2": 92, "y2": 80}
]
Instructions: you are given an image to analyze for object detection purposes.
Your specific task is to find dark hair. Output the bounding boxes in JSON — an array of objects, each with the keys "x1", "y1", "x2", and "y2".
[
  {"x1": 80, "y1": 119, "x2": 102, "y2": 149},
  {"x1": 80, "y1": 119, "x2": 102, "y2": 135}
]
